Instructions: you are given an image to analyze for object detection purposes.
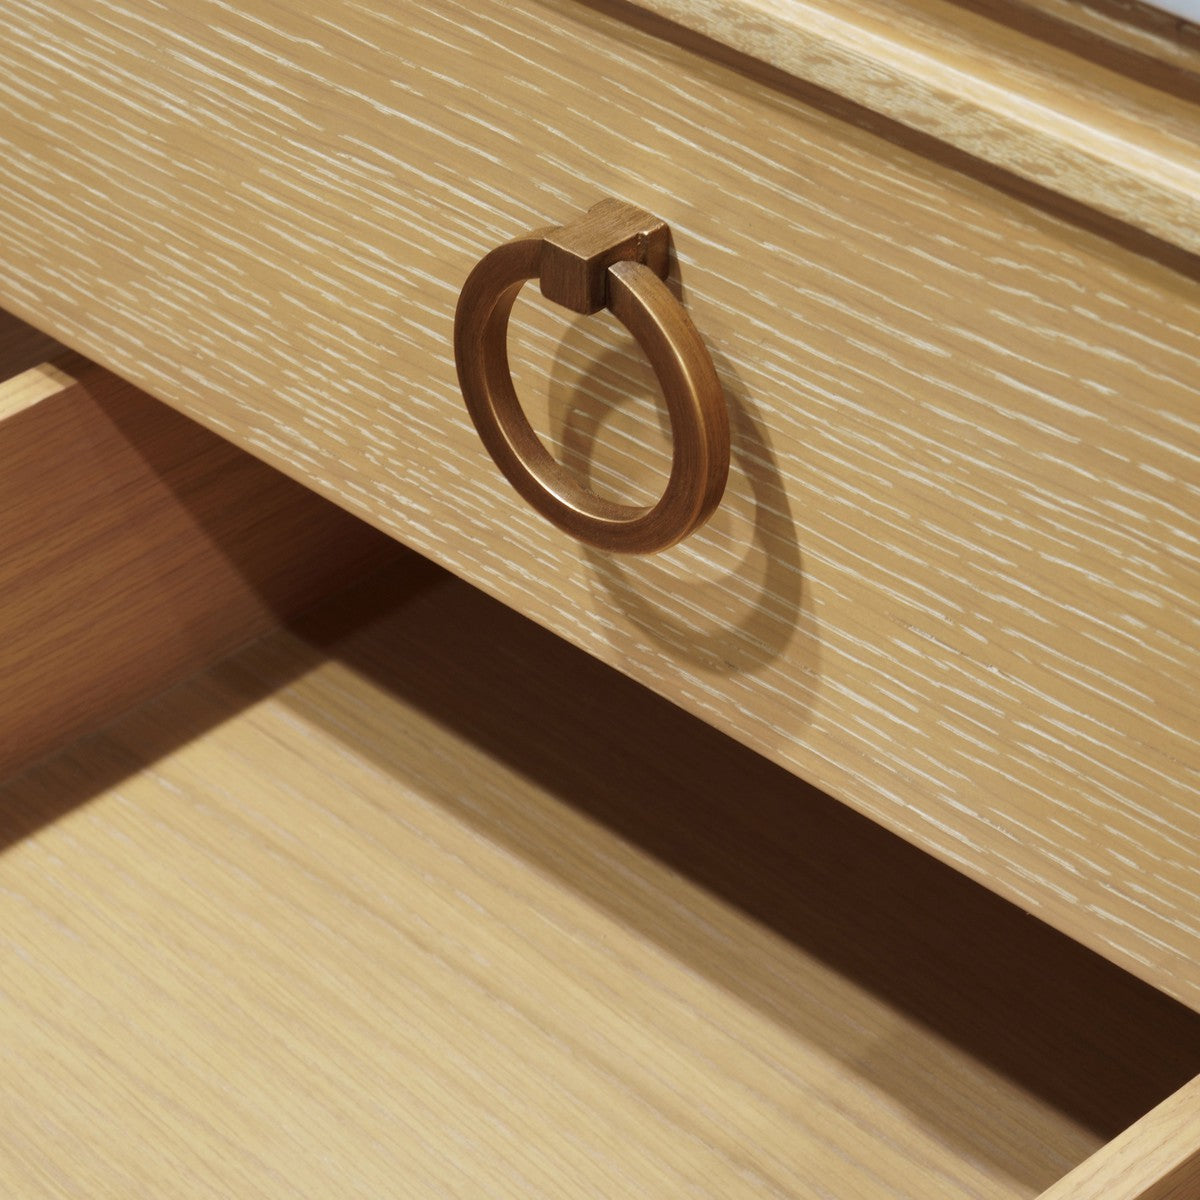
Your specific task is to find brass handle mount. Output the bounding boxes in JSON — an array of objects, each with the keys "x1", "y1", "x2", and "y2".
[{"x1": 454, "y1": 198, "x2": 729, "y2": 555}]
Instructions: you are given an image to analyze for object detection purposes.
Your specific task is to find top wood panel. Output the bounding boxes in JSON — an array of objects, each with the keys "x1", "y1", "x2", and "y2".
[
  {"x1": 0, "y1": 0, "x2": 1198, "y2": 1008},
  {"x1": 622, "y1": 0, "x2": 1200, "y2": 250},
  {"x1": 957, "y1": 0, "x2": 1200, "y2": 84}
]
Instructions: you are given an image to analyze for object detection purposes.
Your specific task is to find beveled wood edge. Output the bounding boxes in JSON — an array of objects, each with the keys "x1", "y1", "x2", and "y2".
[
  {"x1": 615, "y1": 0, "x2": 1200, "y2": 255},
  {"x1": 0, "y1": 355, "x2": 85, "y2": 420},
  {"x1": 953, "y1": 0, "x2": 1200, "y2": 85},
  {"x1": 1036, "y1": 1074, "x2": 1200, "y2": 1200}
]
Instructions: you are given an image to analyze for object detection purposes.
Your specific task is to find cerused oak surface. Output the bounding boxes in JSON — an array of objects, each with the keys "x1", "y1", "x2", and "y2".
[
  {"x1": 0, "y1": 0, "x2": 1197, "y2": 1008},
  {"x1": 619, "y1": 0, "x2": 1200, "y2": 250},
  {"x1": 2, "y1": 559, "x2": 1199, "y2": 1198}
]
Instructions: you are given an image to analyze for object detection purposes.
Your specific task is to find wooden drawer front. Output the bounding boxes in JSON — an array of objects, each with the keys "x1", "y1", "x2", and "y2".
[{"x1": 0, "y1": 0, "x2": 1198, "y2": 1007}]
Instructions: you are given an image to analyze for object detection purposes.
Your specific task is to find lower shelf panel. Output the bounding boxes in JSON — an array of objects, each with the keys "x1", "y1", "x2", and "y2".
[{"x1": 1, "y1": 557, "x2": 1197, "y2": 1198}]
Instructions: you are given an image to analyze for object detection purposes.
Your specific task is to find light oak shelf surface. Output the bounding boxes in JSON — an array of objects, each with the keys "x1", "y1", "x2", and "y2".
[{"x1": 2, "y1": 560, "x2": 1198, "y2": 1198}]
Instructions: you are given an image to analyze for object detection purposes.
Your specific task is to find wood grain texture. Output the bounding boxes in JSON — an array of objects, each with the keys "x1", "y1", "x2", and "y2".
[
  {"x1": 952, "y1": 0, "x2": 1200, "y2": 89},
  {"x1": 0, "y1": 0, "x2": 1198, "y2": 1009},
  {"x1": 0, "y1": 353, "x2": 398, "y2": 778},
  {"x1": 1037, "y1": 1076, "x2": 1200, "y2": 1200},
  {"x1": 0, "y1": 358, "x2": 78, "y2": 420},
  {"x1": 616, "y1": 0, "x2": 1200, "y2": 250},
  {"x1": 3, "y1": 559, "x2": 1200, "y2": 1198}
]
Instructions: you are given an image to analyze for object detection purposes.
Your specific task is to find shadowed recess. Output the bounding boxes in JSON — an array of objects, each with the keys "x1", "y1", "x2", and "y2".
[{"x1": 3, "y1": 557, "x2": 1198, "y2": 1193}]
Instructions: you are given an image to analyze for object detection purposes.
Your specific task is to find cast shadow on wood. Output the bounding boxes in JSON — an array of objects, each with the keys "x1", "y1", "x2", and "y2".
[
  {"x1": 5, "y1": 553, "x2": 1200, "y2": 1193},
  {"x1": 0, "y1": 557, "x2": 443, "y2": 856},
  {"x1": 0, "y1": 363, "x2": 399, "y2": 802},
  {"x1": 544, "y1": 314, "x2": 818, "y2": 693},
  {"x1": 278, "y1": 565, "x2": 1200, "y2": 1194}
]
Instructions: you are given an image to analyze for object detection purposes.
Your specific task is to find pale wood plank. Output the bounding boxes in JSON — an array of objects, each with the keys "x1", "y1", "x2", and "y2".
[
  {"x1": 954, "y1": 0, "x2": 1200, "y2": 85},
  {"x1": 620, "y1": 0, "x2": 1200, "y2": 250},
  {"x1": 3, "y1": 560, "x2": 1199, "y2": 1198},
  {"x1": 0, "y1": 354, "x2": 399, "y2": 778},
  {"x1": 1037, "y1": 1075, "x2": 1200, "y2": 1200},
  {"x1": 0, "y1": 358, "x2": 78, "y2": 420},
  {"x1": 0, "y1": 0, "x2": 1197, "y2": 1009}
]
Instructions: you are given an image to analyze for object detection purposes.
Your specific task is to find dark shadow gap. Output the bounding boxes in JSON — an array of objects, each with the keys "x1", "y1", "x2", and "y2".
[{"x1": 287, "y1": 561, "x2": 1200, "y2": 1161}]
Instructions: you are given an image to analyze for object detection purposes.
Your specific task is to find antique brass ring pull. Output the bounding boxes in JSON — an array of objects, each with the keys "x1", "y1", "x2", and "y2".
[{"x1": 454, "y1": 198, "x2": 729, "y2": 554}]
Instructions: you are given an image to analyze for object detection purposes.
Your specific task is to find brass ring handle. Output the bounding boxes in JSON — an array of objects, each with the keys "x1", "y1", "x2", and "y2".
[{"x1": 453, "y1": 199, "x2": 729, "y2": 554}]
